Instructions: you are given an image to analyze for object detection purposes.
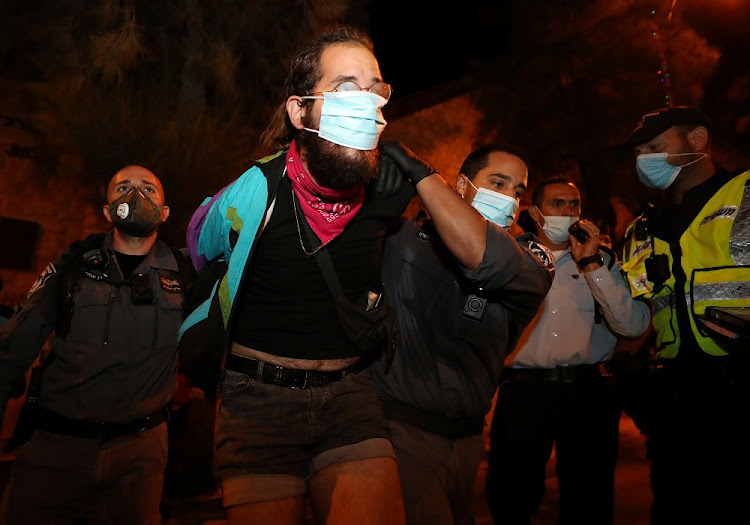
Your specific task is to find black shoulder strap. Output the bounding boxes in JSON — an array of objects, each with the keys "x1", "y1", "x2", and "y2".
[
  {"x1": 292, "y1": 192, "x2": 345, "y2": 298},
  {"x1": 57, "y1": 233, "x2": 107, "y2": 340}
]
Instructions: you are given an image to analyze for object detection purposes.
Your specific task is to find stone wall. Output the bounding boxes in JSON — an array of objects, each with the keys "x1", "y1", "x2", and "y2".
[{"x1": 0, "y1": 78, "x2": 108, "y2": 309}]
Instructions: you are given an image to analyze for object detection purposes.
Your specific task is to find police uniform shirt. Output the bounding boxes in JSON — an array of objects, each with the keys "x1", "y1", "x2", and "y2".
[{"x1": 0, "y1": 230, "x2": 183, "y2": 423}]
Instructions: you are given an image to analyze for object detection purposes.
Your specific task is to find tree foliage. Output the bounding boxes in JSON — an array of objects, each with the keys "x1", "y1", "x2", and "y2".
[
  {"x1": 0, "y1": 0, "x2": 371, "y2": 245},
  {"x1": 470, "y1": 0, "x2": 720, "y2": 235}
]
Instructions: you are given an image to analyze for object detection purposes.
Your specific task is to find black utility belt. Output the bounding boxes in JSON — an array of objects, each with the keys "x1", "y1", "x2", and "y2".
[
  {"x1": 225, "y1": 352, "x2": 356, "y2": 389},
  {"x1": 36, "y1": 407, "x2": 169, "y2": 443},
  {"x1": 505, "y1": 363, "x2": 607, "y2": 383}
]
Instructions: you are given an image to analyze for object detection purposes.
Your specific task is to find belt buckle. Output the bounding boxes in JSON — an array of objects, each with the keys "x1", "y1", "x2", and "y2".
[
  {"x1": 301, "y1": 370, "x2": 329, "y2": 389},
  {"x1": 271, "y1": 364, "x2": 285, "y2": 386},
  {"x1": 99, "y1": 422, "x2": 114, "y2": 443},
  {"x1": 557, "y1": 366, "x2": 576, "y2": 383}
]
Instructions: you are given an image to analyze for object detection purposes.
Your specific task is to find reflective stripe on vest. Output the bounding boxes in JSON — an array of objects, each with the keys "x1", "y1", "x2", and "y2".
[
  {"x1": 623, "y1": 171, "x2": 750, "y2": 358},
  {"x1": 692, "y1": 279, "x2": 750, "y2": 304},
  {"x1": 652, "y1": 281, "x2": 750, "y2": 315},
  {"x1": 652, "y1": 294, "x2": 671, "y2": 314},
  {"x1": 730, "y1": 181, "x2": 750, "y2": 265}
]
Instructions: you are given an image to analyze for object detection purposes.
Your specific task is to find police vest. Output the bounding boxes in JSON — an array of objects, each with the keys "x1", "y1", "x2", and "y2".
[{"x1": 622, "y1": 170, "x2": 750, "y2": 358}]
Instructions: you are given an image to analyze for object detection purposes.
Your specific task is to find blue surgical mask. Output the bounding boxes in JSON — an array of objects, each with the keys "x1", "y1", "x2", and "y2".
[
  {"x1": 636, "y1": 152, "x2": 706, "y2": 189},
  {"x1": 302, "y1": 91, "x2": 387, "y2": 150},
  {"x1": 468, "y1": 181, "x2": 519, "y2": 230}
]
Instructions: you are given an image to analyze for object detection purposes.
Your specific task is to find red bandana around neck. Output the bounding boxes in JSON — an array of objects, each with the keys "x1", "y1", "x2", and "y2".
[{"x1": 286, "y1": 140, "x2": 365, "y2": 247}]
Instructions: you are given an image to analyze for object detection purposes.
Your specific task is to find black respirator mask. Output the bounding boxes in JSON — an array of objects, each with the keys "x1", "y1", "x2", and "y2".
[{"x1": 107, "y1": 187, "x2": 164, "y2": 237}]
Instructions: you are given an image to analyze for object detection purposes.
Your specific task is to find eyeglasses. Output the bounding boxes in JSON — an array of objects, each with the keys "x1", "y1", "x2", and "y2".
[{"x1": 309, "y1": 80, "x2": 392, "y2": 101}]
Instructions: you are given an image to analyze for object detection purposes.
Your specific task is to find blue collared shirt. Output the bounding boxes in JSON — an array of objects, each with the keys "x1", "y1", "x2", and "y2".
[{"x1": 505, "y1": 249, "x2": 650, "y2": 368}]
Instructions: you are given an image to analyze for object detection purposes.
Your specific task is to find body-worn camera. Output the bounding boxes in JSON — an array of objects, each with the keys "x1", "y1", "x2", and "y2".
[
  {"x1": 130, "y1": 272, "x2": 154, "y2": 304},
  {"x1": 461, "y1": 294, "x2": 487, "y2": 321},
  {"x1": 568, "y1": 221, "x2": 589, "y2": 244},
  {"x1": 645, "y1": 254, "x2": 670, "y2": 289}
]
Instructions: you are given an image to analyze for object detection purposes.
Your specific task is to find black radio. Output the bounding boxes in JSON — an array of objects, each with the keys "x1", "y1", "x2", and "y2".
[{"x1": 568, "y1": 221, "x2": 589, "y2": 244}]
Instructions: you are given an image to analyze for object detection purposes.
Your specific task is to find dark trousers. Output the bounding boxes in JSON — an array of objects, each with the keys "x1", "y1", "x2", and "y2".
[
  {"x1": 486, "y1": 368, "x2": 621, "y2": 525},
  {"x1": 621, "y1": 355, "x2": 750, "y2": 525},
  {"x1": 1, "y1": 424, "x2": 167, "y2": 525}
]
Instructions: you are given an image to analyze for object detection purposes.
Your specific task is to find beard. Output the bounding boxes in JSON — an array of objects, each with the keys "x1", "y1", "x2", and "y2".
[{"x1": 296, "y1": 113, "x2": 379, "y2": 191}]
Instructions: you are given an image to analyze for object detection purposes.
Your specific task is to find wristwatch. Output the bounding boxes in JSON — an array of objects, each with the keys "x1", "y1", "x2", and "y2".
[{"x1": 577, "y1": 253, "x2": 604, "y2": 270}]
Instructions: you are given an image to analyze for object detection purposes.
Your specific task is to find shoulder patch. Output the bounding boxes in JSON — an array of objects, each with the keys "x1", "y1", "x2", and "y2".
[
  {"x1": 527, "y1": 241, "x2": 556, "y2": 272},
  {"x1": 27, "y1": 263, "x2": 56, "y2": 298},
  {"x1": 159, "y1": 270, "x2": 183, "y2": 294}
]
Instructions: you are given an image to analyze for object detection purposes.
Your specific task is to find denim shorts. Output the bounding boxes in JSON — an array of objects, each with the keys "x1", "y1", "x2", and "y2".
[{"x1": 215, "y1": 368, "x2": 395, "y2": 506}]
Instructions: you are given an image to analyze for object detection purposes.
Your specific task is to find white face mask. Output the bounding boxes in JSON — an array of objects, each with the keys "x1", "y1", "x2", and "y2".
[{"x1": 539, "y1": 213, "x2": 579, "y2": 244}]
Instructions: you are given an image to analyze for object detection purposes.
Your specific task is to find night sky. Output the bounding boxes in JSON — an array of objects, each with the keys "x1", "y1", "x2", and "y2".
[
  {"x1": 368, "y1": 0, "x2": 750, "y2": 103},
  {"x1": 368, "y1": 0, "x2": 507, "y2": 101}
]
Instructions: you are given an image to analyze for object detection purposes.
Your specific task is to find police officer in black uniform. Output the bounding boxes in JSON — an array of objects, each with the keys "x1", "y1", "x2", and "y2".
[
  {"x1": 369, "y1": 144, "x2": 554, "y2": 525},
  {"x1": 0, "y1": 165, "x2": 185, "y2": 525}
]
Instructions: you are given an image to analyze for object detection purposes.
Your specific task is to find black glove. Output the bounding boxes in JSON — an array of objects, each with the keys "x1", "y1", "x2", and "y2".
[{"x1": 376, "y1": 142, "x2": 436, "y2": 198}]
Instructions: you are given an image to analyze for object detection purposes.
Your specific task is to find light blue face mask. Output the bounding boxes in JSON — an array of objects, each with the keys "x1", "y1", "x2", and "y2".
[
  {"x1": 302, "y1": 90, "x2": 388, "y2": 150},
  {"x1": 636, "y1": 152, "x2": 706, "y2": 189},
  {"x1": 468, "y1": 180, "x2": 519, "y2": 230}
]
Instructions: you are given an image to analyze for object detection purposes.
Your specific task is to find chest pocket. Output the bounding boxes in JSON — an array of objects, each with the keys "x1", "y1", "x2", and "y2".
[
  {"x1": 65, "y1": 279, "x2": 115, "y2": 346},
  {"x1": 400, "y1": 246, "x2": 466, "y2": 334},
  {"x1": 65, "y1": 272, "x2": 184, "y2": 351},
  {"x1": 564, "y1": 271, "x2": 596, "y2": 313}
]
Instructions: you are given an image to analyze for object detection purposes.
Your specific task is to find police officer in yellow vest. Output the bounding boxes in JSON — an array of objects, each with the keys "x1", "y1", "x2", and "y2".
[{"x1": 621, "y1": 106, "x2": 750, "y2": 525}]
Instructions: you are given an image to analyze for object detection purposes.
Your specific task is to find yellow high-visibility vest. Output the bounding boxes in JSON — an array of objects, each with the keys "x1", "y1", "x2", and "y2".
[{"x1": 622, "y1": 170, "x2": 750, "y2": 358}]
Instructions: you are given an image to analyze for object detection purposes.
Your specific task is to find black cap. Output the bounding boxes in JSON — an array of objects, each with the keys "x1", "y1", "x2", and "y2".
[{"x1": 624, "y1": 105, "x2": 711, "y2": 147}]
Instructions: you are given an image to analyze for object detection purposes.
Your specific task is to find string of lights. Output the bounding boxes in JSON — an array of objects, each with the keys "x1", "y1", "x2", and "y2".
[{"x1": 651, "y1": 4, "x2": 675, "y2": 107}]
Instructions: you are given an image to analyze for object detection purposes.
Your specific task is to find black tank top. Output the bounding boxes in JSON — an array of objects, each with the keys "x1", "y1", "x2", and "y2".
[{"x1": 231, "y1": 176, "x2": 397, "y2": 360}]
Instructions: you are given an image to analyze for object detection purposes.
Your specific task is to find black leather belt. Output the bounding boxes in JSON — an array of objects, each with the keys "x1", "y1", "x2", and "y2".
[
  {"x1": 36, "y1": 407, "x2": 170, "y2": 443},
  {"x1": 505, "y1": 363, "x2": 605, "y2": 383},
  {"x1": 225, "y1": 353, "x2": 349, "y2": 389}
]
